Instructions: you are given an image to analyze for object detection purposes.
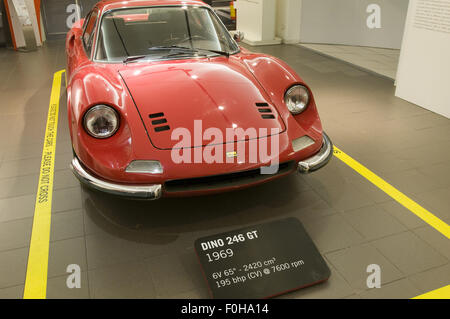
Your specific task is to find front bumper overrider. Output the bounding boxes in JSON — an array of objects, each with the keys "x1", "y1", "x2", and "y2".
[
  {"x1": 298, "y1": 132, "x2": 333, "y2": 173},
  {"x1": 70, "y1": 157, "x2": 162, "y2": 200}
]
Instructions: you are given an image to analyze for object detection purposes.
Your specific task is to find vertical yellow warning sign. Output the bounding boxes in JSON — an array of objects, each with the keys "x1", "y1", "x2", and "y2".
[{"x1": 23, "y1": 70, "x2": 65, "y2": 299}]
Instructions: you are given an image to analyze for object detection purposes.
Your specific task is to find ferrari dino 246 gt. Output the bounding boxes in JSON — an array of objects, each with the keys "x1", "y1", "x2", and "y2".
[{"x1": 66, "y1": 0, "x2": 333, "y2": 199}]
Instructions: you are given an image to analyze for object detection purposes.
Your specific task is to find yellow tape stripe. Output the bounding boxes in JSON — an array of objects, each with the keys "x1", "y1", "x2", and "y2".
[
  {"x1": 413, "y1": 285, "x2": 450, "y2": 299},
  {"x1": 23, "y1": 70, "x2": 65, "y2": 299},
  {"x1": 333, "y1": 147, "x2": 450, "y2": 298},
  {"x1": 332, "y1": 146, "x2": 450, "y2": 239}
]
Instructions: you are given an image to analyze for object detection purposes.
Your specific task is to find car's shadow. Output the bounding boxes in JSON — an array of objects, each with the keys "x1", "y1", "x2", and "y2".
[{"x1": 82, "y1": 173, "x2": 307, "y2": 245}]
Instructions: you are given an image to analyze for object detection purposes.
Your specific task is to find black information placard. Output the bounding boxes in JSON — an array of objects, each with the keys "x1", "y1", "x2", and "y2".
[{"x1": 195, "y1": 217, "x2": 331, "y2": 299}]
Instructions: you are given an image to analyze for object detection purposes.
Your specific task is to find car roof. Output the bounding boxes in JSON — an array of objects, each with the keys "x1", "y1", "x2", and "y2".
[{"x1": 96, "y1": 0, "x2": 208, "y2": 12}]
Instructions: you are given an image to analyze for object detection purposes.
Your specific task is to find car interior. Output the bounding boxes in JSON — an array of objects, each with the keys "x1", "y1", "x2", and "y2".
[{"x1": 96, "y1": 7, "x2": 228, "y2": 61}]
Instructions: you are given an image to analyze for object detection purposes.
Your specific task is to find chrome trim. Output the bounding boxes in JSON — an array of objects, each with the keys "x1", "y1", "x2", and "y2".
[
  {"x1": 285, "y1": 84, "x2": 310, "y2": 115},
  {"x1": 83, "y1": 104, "x2": 120, "y2": 139},
  {"x1": 70, "y1": 157, "x2": 162, "y2": 199},
  {"x1": 298, "y1": 132, "x2": 333, "y2": 173}
]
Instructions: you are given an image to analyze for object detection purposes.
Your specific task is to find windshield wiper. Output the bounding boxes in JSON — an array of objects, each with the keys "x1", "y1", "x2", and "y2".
[
  {"x1": 122, "y1": 46, "x2": 228, "y2": 63},
  {"x1": 163, "y1": 51, "x2": 208, "y2": 58},
  {"x1": 123, "y1": 55, "x2": 147, "y2": 63},
  {"x1": 123, "y1": 47, "x2": 197, "y2": 63},
  {"x1": 197, "y1": 48, "x2": 230, "y2": 57},
  {"x1": 148, "y1": 45, "x2": 196, "y2": 51},
  {"x1": 152, "y1": 46, "x2": 230, "y2": 57}
]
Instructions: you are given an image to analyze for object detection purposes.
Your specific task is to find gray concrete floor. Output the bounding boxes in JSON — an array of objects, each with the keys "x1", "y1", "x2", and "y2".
[
  {"x1": 0, "y1": 40, "x2": 449, "y2": 299},
  {"x1": 298, "y1": 43, "x2": 399, "y2": 80}
]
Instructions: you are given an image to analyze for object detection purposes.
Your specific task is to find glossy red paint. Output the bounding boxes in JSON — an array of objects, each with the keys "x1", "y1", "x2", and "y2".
[
  {"x1": 66, "y1": 0, "x2": 326, "y2": 197},
  {"x1": 119, "y1": 58, "x2": 287, "y2": 149}
]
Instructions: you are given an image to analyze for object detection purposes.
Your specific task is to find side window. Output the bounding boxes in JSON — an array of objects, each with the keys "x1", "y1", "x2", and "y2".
[{"x1": 82, "y1": 10, "x2": 99, "y2": 57}]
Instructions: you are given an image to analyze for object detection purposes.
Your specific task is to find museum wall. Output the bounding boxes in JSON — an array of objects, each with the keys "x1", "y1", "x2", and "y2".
[
  {"x1": 41, "y1": 0, "x2": 97, "y2": 36},
  {"x1": 299, "y1": 0, "x2": 409, "y2": 49},
  {"x1": 276, "y1": 0, "x2": 302, "y2": 44},
  {"x1": 395, "y1": 0, "x2": 450, "y2": 118}
]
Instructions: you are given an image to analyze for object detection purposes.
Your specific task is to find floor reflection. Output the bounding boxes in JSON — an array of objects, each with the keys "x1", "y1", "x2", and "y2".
[{"x1": 81, "y1": 173, "x2": 305, "y2": 244}]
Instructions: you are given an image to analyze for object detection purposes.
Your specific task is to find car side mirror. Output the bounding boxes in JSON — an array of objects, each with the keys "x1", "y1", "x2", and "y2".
[{"x1": 232, "y1": 31, "x2": 244, "y2": 43}]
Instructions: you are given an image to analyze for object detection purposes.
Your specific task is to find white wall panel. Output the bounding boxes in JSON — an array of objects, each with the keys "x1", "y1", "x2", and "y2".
[
  {"x1": 300, "y1": 0, "x2": 409, "y2": 49},
  {"x1": 395, "y1": 0, "x2": 450, "y2": 118}
]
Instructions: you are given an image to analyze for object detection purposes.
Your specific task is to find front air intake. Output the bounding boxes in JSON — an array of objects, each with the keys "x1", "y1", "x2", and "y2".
[
  {"x1": 149, "y1": 112, "x2": 170, "y2": 132},
  {"x1": 256, "y1": 102, "x2": 275, "y2": 119},
  {"x1": 165, "y1": 161, "x2": 295, "y2": 192}
]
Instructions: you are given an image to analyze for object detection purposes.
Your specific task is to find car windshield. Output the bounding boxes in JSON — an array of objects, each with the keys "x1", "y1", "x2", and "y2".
[{"x1": 95, "y1": 6, "x2": 239, "y2": 62}]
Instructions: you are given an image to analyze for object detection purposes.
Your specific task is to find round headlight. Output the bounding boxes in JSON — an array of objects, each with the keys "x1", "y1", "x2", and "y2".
[
  {"x1": 284, "y1": 85, "x2": 310, "y2": 115},
  {"x1": 84, "y1": 105, "x2": 119, "y2": 138}
]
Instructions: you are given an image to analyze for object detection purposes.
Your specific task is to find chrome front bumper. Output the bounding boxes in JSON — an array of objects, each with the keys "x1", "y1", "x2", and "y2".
[
  {"x1": 70, "y1": 132, "x2": 332, "y2": 198},
  {"x1": 70, "y1": 157, "x2": 162, "y2": 199},
  {"x1": 298, "y1": 132, "x2": 333, "y2": 173}
]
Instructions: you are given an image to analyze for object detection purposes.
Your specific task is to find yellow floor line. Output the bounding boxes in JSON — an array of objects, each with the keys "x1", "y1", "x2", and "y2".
[
  {"x1": 413, "y1": 285, "x2": 450, "y2": 299},
  {"x1": 333, "y1": 147, "x2": 450, "y2": 299},
  {"x1": 23, "y1": 70, "x2": 65, "y2": 299},
  {"x1": 333, "y1": 146, "x2": 450, "y2": 239}
]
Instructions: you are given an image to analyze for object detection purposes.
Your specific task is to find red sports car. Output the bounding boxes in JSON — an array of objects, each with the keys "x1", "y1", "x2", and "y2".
[{"x1": 66, "y1": 0, "x2": 332, "y2": 199}]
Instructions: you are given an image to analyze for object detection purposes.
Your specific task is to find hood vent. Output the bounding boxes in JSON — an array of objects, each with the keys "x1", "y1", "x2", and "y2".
[
  {"x1": 149, "y1": 113, "x2": 170, "y2": 132},
  {"x1": 256, "y1": 102, "x2": 275, "y2": 119}
]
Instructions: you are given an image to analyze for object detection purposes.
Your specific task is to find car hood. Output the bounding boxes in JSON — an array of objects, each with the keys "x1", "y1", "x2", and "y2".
[{"x1": 119, "y1": 57, "x2": 286, "y2": 150}]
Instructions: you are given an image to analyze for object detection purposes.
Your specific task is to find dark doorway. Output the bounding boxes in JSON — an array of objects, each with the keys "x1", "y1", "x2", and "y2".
[{"x1": 41, "y1": 0, "x2": 97, "y2": 37}]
